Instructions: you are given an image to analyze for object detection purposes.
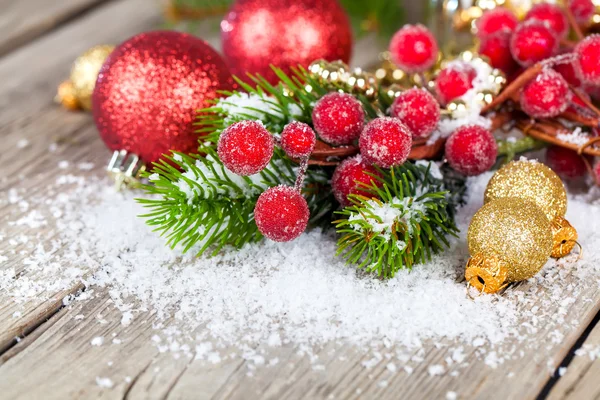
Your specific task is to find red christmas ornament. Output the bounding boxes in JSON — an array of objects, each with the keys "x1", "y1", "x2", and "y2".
[
  {"x1": 569, "y1": 0, "x2": 595, "y2": 24},
  {"x1": 254, "y1": 185, "x2": 309, "y2": 242},
  {"x1": 92, "y1": 31, "x2": 234, "y2": 164},
  {"x1": 510, "y1": 21, "x2": 559, "y2": 67},
  {"x1": 445, "y1": 125, "x2": 497, "y2": 176},
  {"x1": 359, "y1": 117, "x2": 412, "y2": 168},
  {"x1": 479, "y1": 31, "x2": 519, "y2": 75},
  {"x1": 525, "y1": 3, "x2": 569, "y2": 38},
  {"x1": 435, "y1": 64, "x2": 474, "y2": 105},
  {"x1": 280, "y1": 122, "x2": 316, "y2": 159},
  {"x1": 390, "y1": 88, "x2": 440, "y2": 138},
  {"x1": 475, "y1": 8, "x2": 519, "y2": 38},
  {"x1": 331, "y1": 155, "x2": 383, "y2": 207},
  {"x1": 520, "y1": 69, "x2": 571, "y2": 118},
  {"x1": 575, "y1": 35, "x2": 600, "y2": 85},
  {"x1": 546, "y1": 145, "x2": 588, "y2": 179},
  {"x1": 389, "y1": 24, "x2": 439, "y2": 73},
  {"x1": 218, "y1": 121, "x2": 274, "y2": 176},
  {"x1": 312, "y1": 93, "x2": 365, "y2": 145},
  {"x1": 221, "y1": 0, "x2": 352, "y2": 85}
]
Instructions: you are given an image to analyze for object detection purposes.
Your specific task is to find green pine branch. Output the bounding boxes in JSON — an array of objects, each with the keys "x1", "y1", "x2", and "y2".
[{"x1": 334, "y1": 162, "x2": 461, "y2": 278}]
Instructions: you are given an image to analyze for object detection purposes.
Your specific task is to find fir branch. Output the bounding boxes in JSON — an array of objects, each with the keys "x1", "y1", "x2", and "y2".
[{"x1": 333, "y1": 162, "x2": 461, "y2": 278}]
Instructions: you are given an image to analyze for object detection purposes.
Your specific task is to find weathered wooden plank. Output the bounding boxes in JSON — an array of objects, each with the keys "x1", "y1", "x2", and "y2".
[
  {"x1": 0, "y1": 0, "x2": 111, "y2": 57},
  {"x1": 548, "y1": 317, "x2": 600, "y2": 399}
]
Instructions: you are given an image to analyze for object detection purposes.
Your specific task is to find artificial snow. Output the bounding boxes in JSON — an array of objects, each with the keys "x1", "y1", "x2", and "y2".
[{"x1": 2, "y1": 167, "x2": 600, "y2": 379}]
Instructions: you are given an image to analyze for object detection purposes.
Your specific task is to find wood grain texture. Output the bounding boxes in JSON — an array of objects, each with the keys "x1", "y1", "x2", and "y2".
[{"x1": 0, "y1": 0, "x2": 111, "y2": 57}]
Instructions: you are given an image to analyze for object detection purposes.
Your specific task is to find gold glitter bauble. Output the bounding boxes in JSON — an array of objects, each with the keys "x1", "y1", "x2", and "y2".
[
  {"x1": 550, "y1": 216, "x2": 578, "y2": 259},
  {"x1": 484, "y1": 160, "x2": 567, "y2": 222},
  {"x1": 466, "y1": 197, "x2": 553, "y2": 293},
  {"x1": 56, "y1": 80, "x2": 80, "y2": 110},
  {"x1": 70, "y1": 44, "x2": 114, "y2": 110}
]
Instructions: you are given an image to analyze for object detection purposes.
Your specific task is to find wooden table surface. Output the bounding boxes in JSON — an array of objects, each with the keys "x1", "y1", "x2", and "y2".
[{"x1": 1, "y1": 1, "x2": 600, "y2": 399}]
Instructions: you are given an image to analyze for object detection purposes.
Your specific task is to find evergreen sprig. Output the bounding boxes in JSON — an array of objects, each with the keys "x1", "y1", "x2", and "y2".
[{"x1": 334, "y1": 162, "x2": 461, "y2": 278}]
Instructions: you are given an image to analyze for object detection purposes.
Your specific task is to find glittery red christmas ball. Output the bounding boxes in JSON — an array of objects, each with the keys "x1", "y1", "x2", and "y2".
[
  {"x1": 331, "y1": 155, "x2": 383, "y2": 207},
  {"x1": 525, "y1": 3, "x2": 569, "y2": 38},
  {"x1": 390, "y1": 88, "x2": 440, "y2": 138},
  {"x1": 389, "y1": 24, "x2": 439, "y2": 73},
  {"x1": 221, "y1": 0, "x2": 352, "y2": 85},
  {"x1": 510, "y1": 21, "x2": 559, "y2": 67},
  {"x1": 359, "y1": 117, "x2": 412, "y2": 168},
  {"x1": 218, "y1": 121, "x2": 274, "y2": 176},
  {"x1": 92, "y1": 31, "x2": 234, "y2": 164},
  {"x1": 475, "y1": 8, "x2": 519, "y2": 38},
  {"x1": 445, "y1": 125, "x2": 497, "y2": 176},
  {"x1": 575, "y1": 35, "x2": 600, "y2": 85},
  {"x1": 280, "y1": 122, "x2": 316, "y2": 159},
  {"x1": 546, "y1": 145, "x2": 589, "y2": 179},
  {"x1": 254, "y1": 185, "x2": 309, "y2": 242},
  {"x1": 520, "y1": 69, "x2": 571, "y2": 119},
  {"x1": 312, "y1": 93, "x2": 365, "y2": 145}
]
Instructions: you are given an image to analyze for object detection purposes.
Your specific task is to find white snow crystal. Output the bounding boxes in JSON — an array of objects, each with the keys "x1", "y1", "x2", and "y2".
[
  {"x1": 91, "y1": 336, "x2": 104, "y2": 346},
  {"x1": 95, "y1": 377, "x2": 113, "y2": 388}
]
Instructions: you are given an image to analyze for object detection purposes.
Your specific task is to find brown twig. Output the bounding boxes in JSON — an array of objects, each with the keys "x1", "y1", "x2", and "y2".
[
  {"x1": 481, "y1": 63, "x2": 543, "y2": 113},
  {"x1": 569, "y1": 84, "x2": 600, "y2": 117},
  {"x1": 515, "y1": 120, "x2": 600, "y2": 156},
  {"x1": 563, "y1": 1, "x2": 585, "y2": 40},
  {"x1": 560, "y1": 110, "x2": 600, "y2": 128}
]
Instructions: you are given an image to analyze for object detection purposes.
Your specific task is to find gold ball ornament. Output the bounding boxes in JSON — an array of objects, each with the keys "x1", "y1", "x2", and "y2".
[
  {"x1": 55, "y1": 80, "x2": 80, "y2": 111},
  {"x1": 483, "y1": 160, "x2": 576, "y2": 258},
  {"x1": 58, "y1": 44, "x2": 114, "y2": 110},
  {"x1": 466, "y1": 197, "x2": 553, "y2": 293}
]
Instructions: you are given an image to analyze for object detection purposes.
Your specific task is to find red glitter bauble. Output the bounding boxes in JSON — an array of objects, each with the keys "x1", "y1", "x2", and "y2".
[
  {"x1": 280, "y1": 122, "x2": 316, "y2": 159},
  {"x1": 92, "y1": 31, "x2": 234, "y2": 164},
  {"x1": 520, "y1": 69, "x2": 571, "y2": 119},
  {"x1": 510, "y1": 21, "x2": 559, "y2": 67},
  {"x1": 445, "y1": 125, "x2": 497, "y2": 176},
  {"x1": 359, "y1": 117, "x2": 412, "y2": 168},
  {"x1": 546, "y1": 145, "x2": 588, "y2": 179},
  {"x1": 525, "y1": 3, "x2": 569, "y2": 38},
  {"x1": 221, "y1": 0, "x2": 352, "y2": 85},
  {"x1": 479, "y1": 31, "x2": 519, "y2": 75},
  {"x1": 254, "y1": 185, "x2": 309, "y2": 242},
  {"x1": 569, "y1": 0, "x2": 595, "y2": 24},
  {"x1": 331, "y1": 155, "x2": 383, "y2": 207},
  {"x1": 390, "y1": 88, "x2": 440, "y2": 138},
  {"x1": 475, "y1": 8, "x2": 519, "y2": 38},
  {"x1": 435, "y1": 64, "x2": 474, "y2": 105},
  {"x1": 575, "y1": 35, "x2": 600, "y2": 85},
  {"x1": 389, "y1": 24, "x2": 439, "y2": 73},
  {"x1": 312, "y1": 93, "x2": 365, "y2": 145}
]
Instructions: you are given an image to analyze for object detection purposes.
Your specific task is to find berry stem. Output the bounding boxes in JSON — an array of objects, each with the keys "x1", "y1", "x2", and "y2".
[
  {"x1": 563, "y1": 1, "x2": 585, "y2": 40},
  {"x1": 294, "y1": 157, "x2": 310, "y2": 191},
  {"x1": 515, "y1": 119, "x2": 600, "y2": 156},
  {"x1": 560, "y1": 110, "x2": 600, "y2": 128}
]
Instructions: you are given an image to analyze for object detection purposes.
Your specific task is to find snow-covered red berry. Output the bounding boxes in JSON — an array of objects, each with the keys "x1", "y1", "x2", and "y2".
[
  {"x1": 574, "y1": 35, "x2": 600, "y2": 85},
  {"x1": 568, "y1": 90, "x2": 590, "y2": 114},
  {"x1": 389, "y1": 24, "x2": 438, "y2": 73},
  {"x1": 554, "y1": 58, "x2": 582, "y2": 87},
  {"x1": 569, "y1": 0, "x2": 595, "y2": 24},
  {"x1": 312, "y1": 92, "x2": 365, "y2": 145},
  {"x1": 280, "y1": 122, "x2": 316, "y2": 159},
  {"x1": 445, "y1": 125, "x2": 497, "y2": 176},
  {"x1": 359, "y1": 117, "x2": 413, "y2": 168},
  {"x1": 331, "y1": 155, "x2": 383, "y2": 207},
  {"x1": 475, "y1": 7, "x2": 519, "y2": 38},
  {"x1": 479, "y1": 31, "x2": 519, "y2": 75},
  {"x1": 525, "y1": 3, "x2": 569, "y2": 38},
  {"x1": 435, "y1": 64, "x2": 474, "y2": 105},
  {"x1": 390, "y1": 88, "x2": 440, "y2": 138},
  {"x1": 546, "y1": 145, "x2": 588, "y2": 179},
  {"x1": 510, "y1": 21, "x2": 559, "y2": 67},
  {"x1": 520, "y1": 69, "x2": 571, "y2": 118},
  {"x1": 218, "y1": 120, "x2": 274, "y2": 176},
  {"x1": 254, "y1": 185, "x2": 309, "y2": 242}
]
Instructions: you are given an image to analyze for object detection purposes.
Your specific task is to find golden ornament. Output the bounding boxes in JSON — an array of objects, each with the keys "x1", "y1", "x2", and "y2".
[
  {"x1": 466, "y1": 197, "x2": 553, "y2": 293},
  {"x1": 550, "y1": 216, "x2": 578, "y2": 259},
  {"x1": 55, "y1": 80, "x2": 80, "y2": 111},
  {"x1": 307, "y1": 60, "x2": 378, "y2": 101},
  {"x1": 57, "y1": 44, "x2": 114, "y2": 111}
]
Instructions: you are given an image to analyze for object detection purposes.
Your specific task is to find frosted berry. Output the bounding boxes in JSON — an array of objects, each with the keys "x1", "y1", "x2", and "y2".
[
  {"x1": 574, "y1": 35, "x2": 600, "y2": 85},
  {"x1": 546, "y1": 145, "x2": 588, "y2": 179},
  {"x1": 312, "y1": 92, "x2": 365, "y2": 145},
  {"x1": 359, "y1": 117, "x2": 413, "y2": 168},
  {"x1": 568, "y1": 90, "x2": 590, "y2": 114},
  {"x1": 218, "y1": 121, "x2": 274, "y2": 176},
  {"x1": 390, "y1": 88, "x2": 440, "y2": 138},
  {"x1": 553, "y1": 58, "x2": 582, "y2": 87},
  {"x1": 520, "y1": 69, "x2": 571, "y2": 118},
  {"x1": 331, "y1": 155, "x2": 383, "y2": 207},
  {"x1": 569, "y1": 0, "x2": 595, "y2": 24},
  {"x1": 479, "y1": 31, "x2": 519, "y2": 75},
  {"x1": 389, "y1": 24, "x2": 439, "y2": 73},
  {"x1": 254, "y1": 185, "x2": 309, "y2": 242},
  {"x1": 280, "y1": 122, "x2": 316, "y2": 159},
  {"x1": 435, "y1": 64, "x2": 473, "y2": 105},
  {"x1": 525, "y1": 3, "x2": 569, "y2": 38},
  {"x1": 445, "y1": 125, "x2": 497, "y2": 176},
  {"x1": 510, "y1": 21, "x2": 559, "y2": 67},
  {"x1": 475, "y1": 8, "x2": 519, "y2": 38}
]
